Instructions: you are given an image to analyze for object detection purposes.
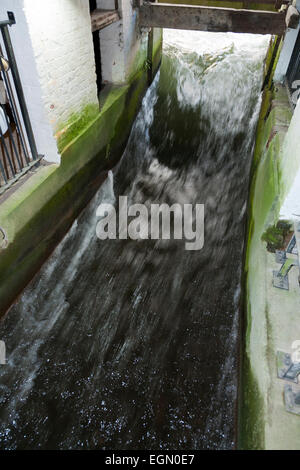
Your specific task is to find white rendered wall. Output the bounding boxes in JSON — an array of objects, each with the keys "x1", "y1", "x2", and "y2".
[
  {"x1": 274, "y1": 0, "x2": 300, "y2": 83},
  {"x1": 0, "y1": 0, "x2": 60, "y2": 163},
  {"x1": 280, "y1": 98, "x2": 300, "y2": 220},
  {"x1": 99, "y1": 18, "x2": 125, "y2": 84},
  {"x1": 24, "y1": 0, "x2": 98, "y2": 131},
  {"x1": 97, "y1": 0, "x2": 148, "y2": 84},
  {"x1": 97, "y1": 0, "x2": 116, "y2": 8}
]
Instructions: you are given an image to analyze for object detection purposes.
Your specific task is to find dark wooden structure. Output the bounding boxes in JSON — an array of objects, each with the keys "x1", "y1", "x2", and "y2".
[
  {"x1": 91, "y1": 9, "x2": 121, "y2": 33},
  {"x1": 139, "y1": 2, "x2": 286, "y2": 35}
]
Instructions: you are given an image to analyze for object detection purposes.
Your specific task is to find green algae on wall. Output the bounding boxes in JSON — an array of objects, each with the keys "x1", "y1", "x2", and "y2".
[
  {"x1": 126, "y1": 32, "x2": 149, "y2": 83},
  {"x1": 56, "y1": 104, "x2": 99, "y2": 153},
  {"x1": 239, "y1": 33, "x2": 297, "y2": 448},
  {"x1": 55, "y1": 29, "x2": 163, "y2": 155},
  {"x1": 0, "y1": 37, "x2": 162, "y2": 318},
  {"x1": 240, "y1": 89, "x2": 290, "y2": 448},
  {"x1": 152, "y1": 28, "x2": 163, "y2": 74}
]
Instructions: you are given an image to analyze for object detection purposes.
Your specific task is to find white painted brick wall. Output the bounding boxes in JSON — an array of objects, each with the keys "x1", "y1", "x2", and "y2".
[{"x1": 24, "y1": 0, "x2": 98, "y2": 131}]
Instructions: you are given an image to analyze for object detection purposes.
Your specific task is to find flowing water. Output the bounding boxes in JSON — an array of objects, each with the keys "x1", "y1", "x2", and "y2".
[{"x1": 0, "y1": 30, "x2": 269, "y2": 450}]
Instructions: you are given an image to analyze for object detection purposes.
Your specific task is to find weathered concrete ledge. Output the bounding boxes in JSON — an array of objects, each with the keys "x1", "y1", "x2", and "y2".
[{"x1": 0, "y1": 45, "x2": 162, "y2": 318}]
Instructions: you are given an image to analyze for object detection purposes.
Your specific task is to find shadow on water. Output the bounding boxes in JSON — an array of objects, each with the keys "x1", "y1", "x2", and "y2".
[{"x1": 0, "y1": 30, "x2": 269, "y2": 450}]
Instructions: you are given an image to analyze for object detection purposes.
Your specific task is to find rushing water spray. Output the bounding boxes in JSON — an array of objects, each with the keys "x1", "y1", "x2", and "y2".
[{"x1": 0, "y1": 30, "x2": 269, "y2": 450}]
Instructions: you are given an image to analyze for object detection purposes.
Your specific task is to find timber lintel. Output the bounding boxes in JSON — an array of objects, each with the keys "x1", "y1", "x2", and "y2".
[{"x1": 139, "y1": 2, "x2": 286, "y2": 35}]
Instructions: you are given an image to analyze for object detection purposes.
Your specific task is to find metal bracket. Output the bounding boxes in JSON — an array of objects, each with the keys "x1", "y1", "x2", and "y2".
[{"x1": 0, "y1": 12, "x2": 16, "y2": 28}]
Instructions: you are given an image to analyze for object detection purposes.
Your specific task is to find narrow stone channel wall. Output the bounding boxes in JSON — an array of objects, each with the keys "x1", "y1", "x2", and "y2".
[
  {"x1": 0, "y1": 25, "x2": 162, "y2": 318},
  {"x1": 240, "y1": 36, "x2": 300, "y2": 450}
]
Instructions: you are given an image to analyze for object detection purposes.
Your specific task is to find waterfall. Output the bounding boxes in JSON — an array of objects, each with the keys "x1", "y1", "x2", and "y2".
[{"x1": 0, "y1": 30, "x2": 269, "y2": 450}]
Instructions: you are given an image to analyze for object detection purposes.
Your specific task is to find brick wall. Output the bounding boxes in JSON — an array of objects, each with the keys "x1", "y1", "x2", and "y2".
[{"x1": 24, "y1": 0, "x2": 98, "y2": 131}]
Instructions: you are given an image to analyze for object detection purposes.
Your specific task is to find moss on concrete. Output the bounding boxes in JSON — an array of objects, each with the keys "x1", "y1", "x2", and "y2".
[
  {"x1": 56, "y1": 104, "x2": 99, "y2": 153},
  {"x1": 126, "y1": 32, "x2": 149, "y2": 83},
  {"x1": 152, "y1": 28, "x2": 163, "y2": 74},
  {"x1": 239, "y1": 99, "x2": 280, "y2": 448},
  {"x1": 0, "y1": 41, "x2": 162, "y2": 318},
  {"x1": 239, "y1": 37, "x2": 297, "y2": 448}
]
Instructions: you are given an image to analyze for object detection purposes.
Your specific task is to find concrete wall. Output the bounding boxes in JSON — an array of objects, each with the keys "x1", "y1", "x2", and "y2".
[
  {"x1": 274, "y1": 0, "x2": 300, "y2": 84},
  {"x1": 241, "y1": 37, "x2": 300, "y2": 450},
  {"x1": 0, "y1": 39, "x2": 162, "y2": 318},
  {"x1": 98, "y1": 0, "x2": 149, "y2": 84},
  {"x1": 0, "y1": 1, "x2": 163, "y2": 318},
  {"x1": 241, "y1": 82, "x2": 300, "y2": 449},
  {"x1": 98, "y1": 15, "x2": 125, "y2": 83}
]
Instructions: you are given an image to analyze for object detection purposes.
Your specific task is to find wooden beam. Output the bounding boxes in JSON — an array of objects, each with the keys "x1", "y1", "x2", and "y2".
[
  {"x1": 157, "y1": 0, "x2": 281, "y2": 3},
  {"x1": 157, "y1": 0, "x2": 289, "y2": 10},
  {"x1": 91, "y1": 9, "x2": 120, "y2": 32},
  {"x1": 139, "y1": 2, "x2": 286, "y2": 35}
]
